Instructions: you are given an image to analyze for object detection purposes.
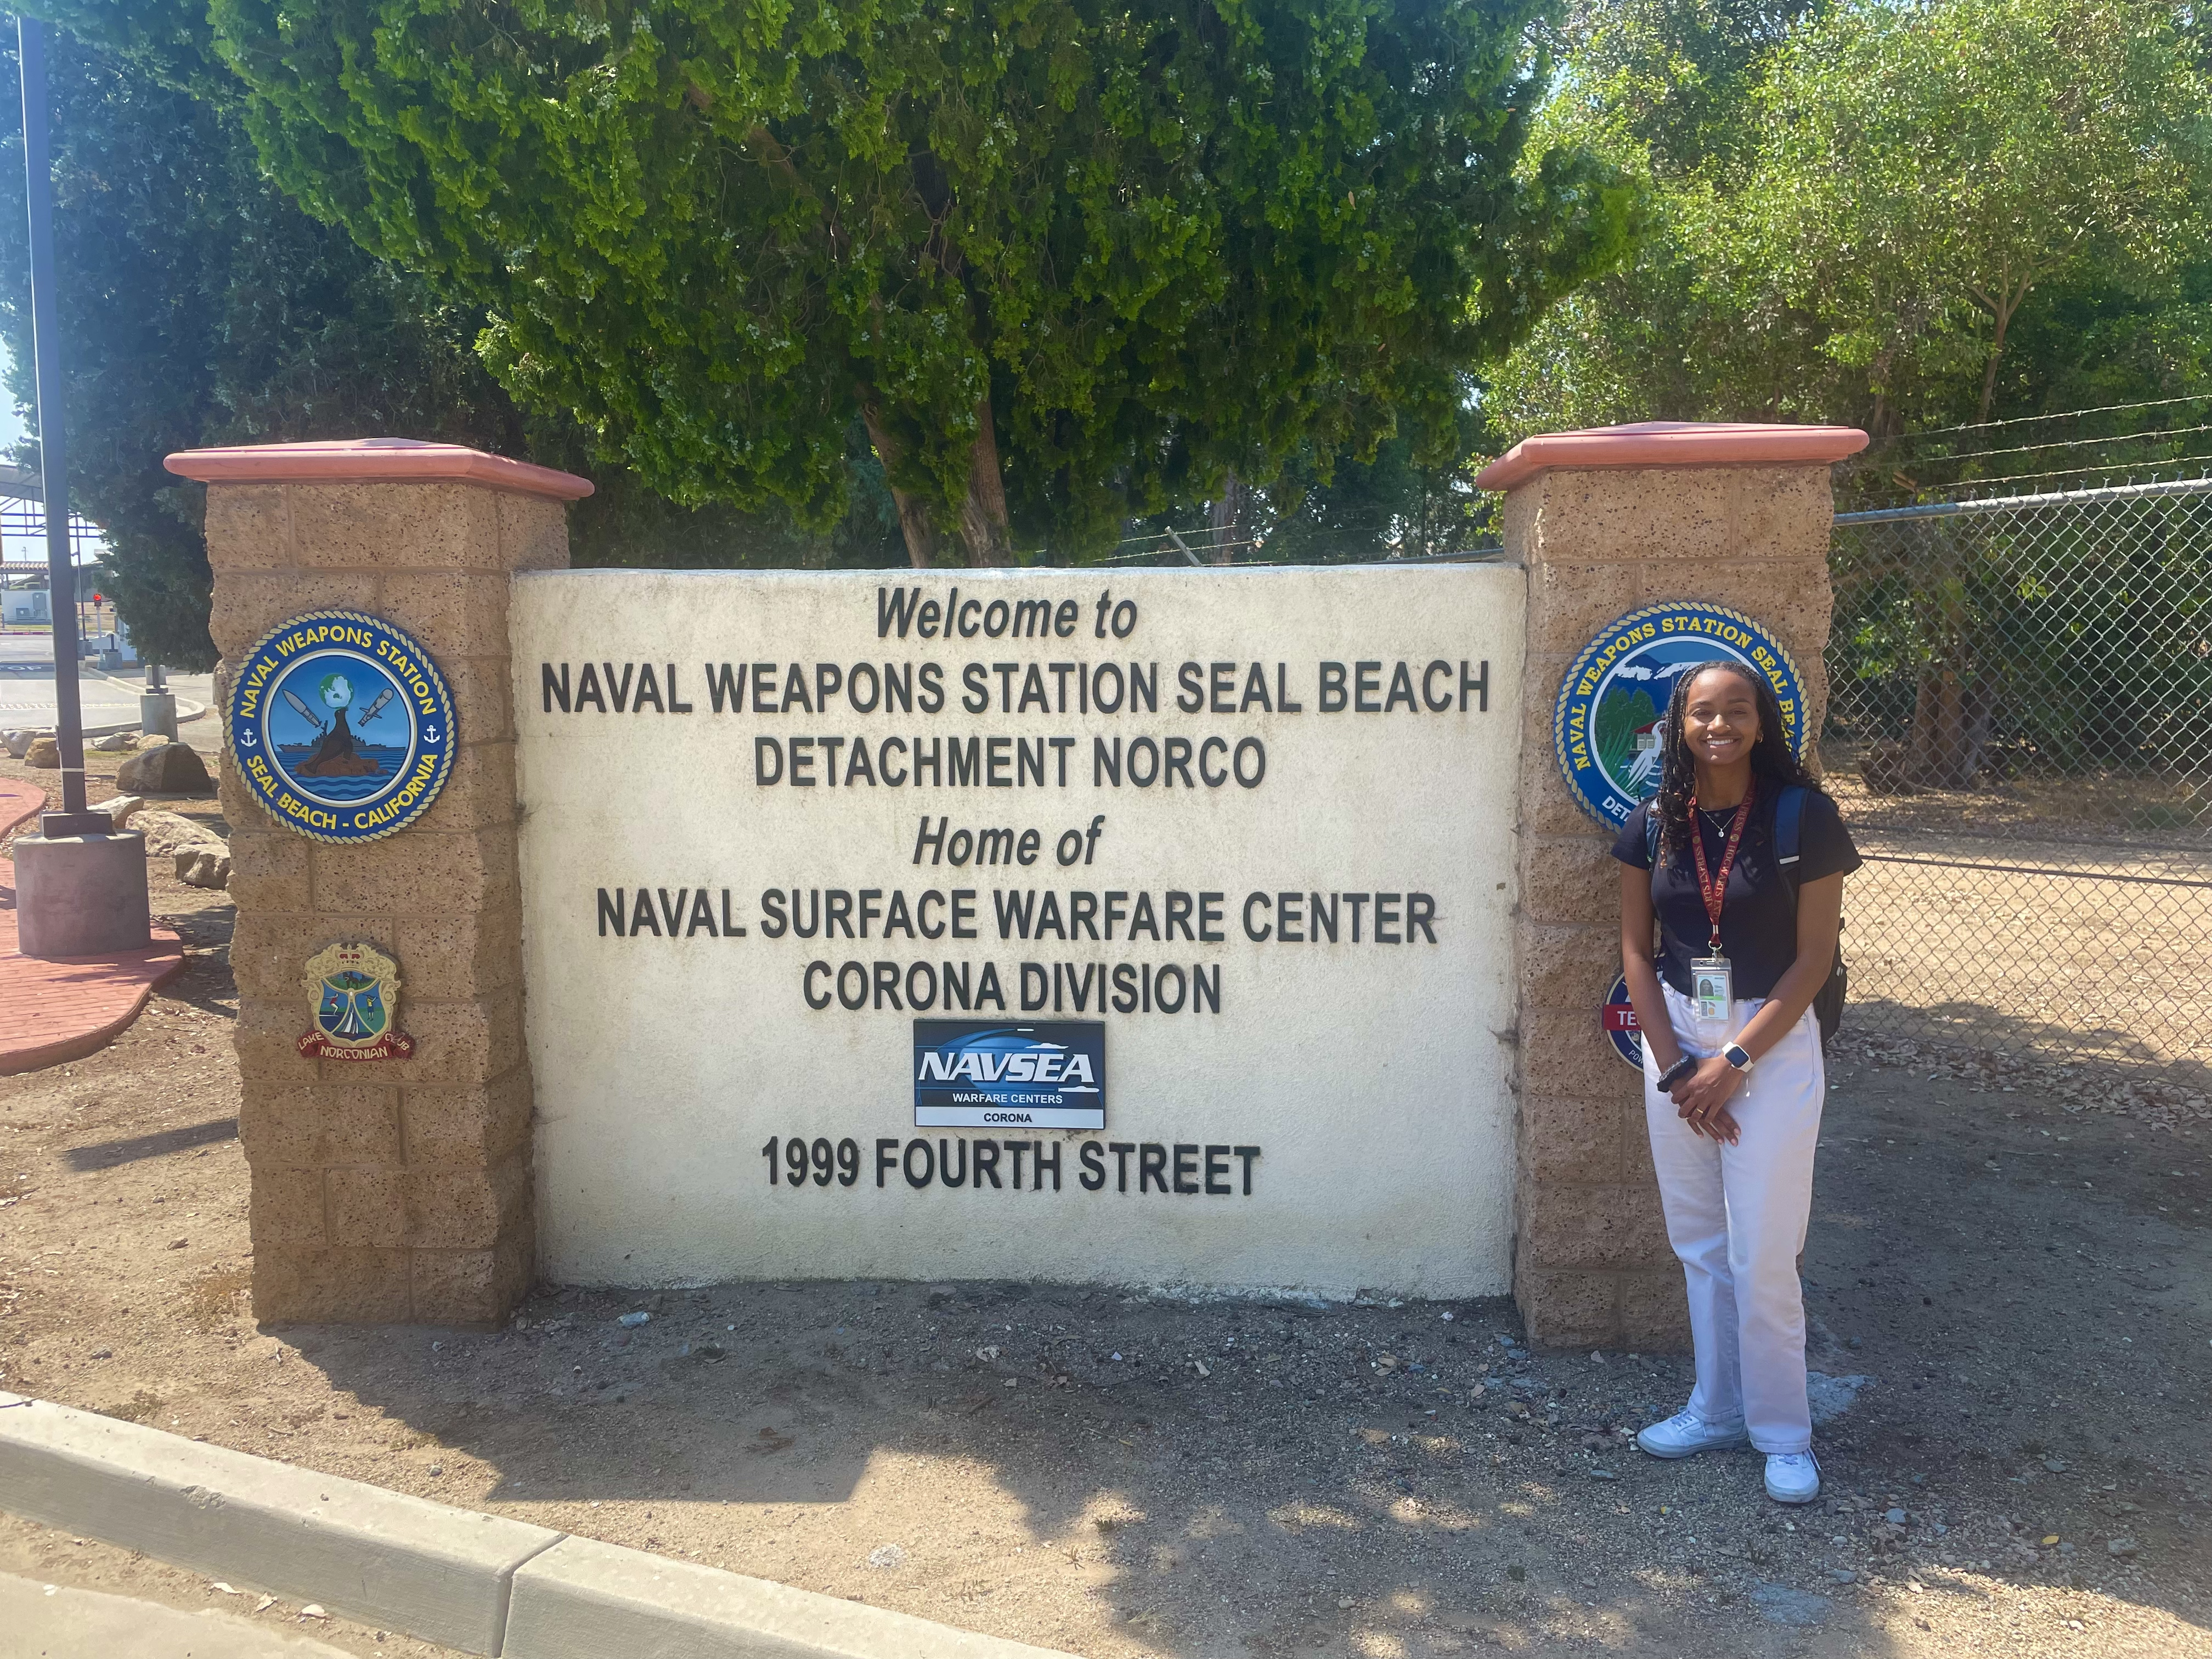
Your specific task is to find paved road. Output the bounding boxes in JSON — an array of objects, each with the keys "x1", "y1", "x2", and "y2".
[
  {"x1": 0, "y1": 1571, "x2": 356, "y2": 1658},
  {"x1": 0, "y1": 634, "x2": 213, "y2": 743}
]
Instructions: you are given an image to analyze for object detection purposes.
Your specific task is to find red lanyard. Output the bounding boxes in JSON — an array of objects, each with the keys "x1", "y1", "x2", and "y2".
[{"x1": 1687, "y1": 780, "x2": 1756, "y2": 953}]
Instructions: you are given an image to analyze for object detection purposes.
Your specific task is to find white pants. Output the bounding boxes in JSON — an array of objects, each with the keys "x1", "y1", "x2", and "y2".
[{"x1": 1643, "y1": 984, "x2": 1825, "y2": 1453}]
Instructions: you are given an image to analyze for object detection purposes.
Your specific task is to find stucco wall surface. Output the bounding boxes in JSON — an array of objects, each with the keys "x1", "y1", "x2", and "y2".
[{"x1": 511, "y1": 565, "x2": 1525, "y2": 1296}]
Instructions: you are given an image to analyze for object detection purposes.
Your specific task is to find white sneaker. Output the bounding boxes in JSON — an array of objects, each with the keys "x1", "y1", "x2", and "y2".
[
  {"x1": 1635, "y1": 1411, "x2": 1750, "y2": 1459},
  {"x1": 1765, "y1": 1451, "x2": 1821, "y2": 1503}
]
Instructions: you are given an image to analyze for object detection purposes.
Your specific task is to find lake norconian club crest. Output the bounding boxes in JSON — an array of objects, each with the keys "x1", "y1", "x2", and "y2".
[
  {"x1": 227, "y1": 609, "x2": 455, "y2": 843},
  {"x1": 1554, "y1": 602, "x2": 1805, "y2": 826},
  {"x1": 297, "y1": 941, "x2": 415, "y2": 1062}
]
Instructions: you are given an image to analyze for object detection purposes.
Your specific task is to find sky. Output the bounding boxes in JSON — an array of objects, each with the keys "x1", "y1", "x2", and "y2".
[{"x1": 0, "y1": 342, "x2": 26, "y2": 449}]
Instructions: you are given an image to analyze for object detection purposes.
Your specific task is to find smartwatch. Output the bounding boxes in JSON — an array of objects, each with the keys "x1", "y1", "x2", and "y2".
[{"x1": 1722, "y1": 1042, "x2": 1756, "y2": 1073}]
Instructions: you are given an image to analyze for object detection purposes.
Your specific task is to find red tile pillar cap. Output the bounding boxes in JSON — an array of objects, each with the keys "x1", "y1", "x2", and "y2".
[
  {"x1": 1476, "y1": 421, "x2": 1867, "y2": 492},
  {"x1": 165, "y1": 436, "x2": 593, "y2": 500}
]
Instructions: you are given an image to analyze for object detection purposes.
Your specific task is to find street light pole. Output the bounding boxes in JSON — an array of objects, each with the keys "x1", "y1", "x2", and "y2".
[
  {"x1": 9, "y1": 14, "x2": 145, "y2": 961},
  {"x1": 18, "y1": 15, "x2": 100, "y2": 837}
]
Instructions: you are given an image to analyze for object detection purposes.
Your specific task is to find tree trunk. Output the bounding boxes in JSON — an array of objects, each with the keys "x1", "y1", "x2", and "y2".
[
  {"x1": 859, "y1": 404, "x2": 940, "y2": 568},
  {"x1": 954, "y1": 397, "x2": 1015, "y2": 566},
  {"x1": 1906, "y1": 663, "x2": 1993, "y2": 788},
  {"x1": 860, "y1": 397, "x2": 1015, "y2": 567},
  {"x1": 1209, "y1": 472, "x2": 1251, "y2": 565},
  {"x1": 1977, "y1": 294, "x2": 2018, "y2": 425}
]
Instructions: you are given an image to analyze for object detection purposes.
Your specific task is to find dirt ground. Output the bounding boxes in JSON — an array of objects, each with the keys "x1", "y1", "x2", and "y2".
[{"x1": 1, "y1": 748, "x2": 2208, "y2": 1658}]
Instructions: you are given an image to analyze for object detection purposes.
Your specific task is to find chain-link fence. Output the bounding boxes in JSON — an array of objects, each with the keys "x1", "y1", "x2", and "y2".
[{"x1": 1824, "y1": 477, "x2": 2212, "y2": 1104}]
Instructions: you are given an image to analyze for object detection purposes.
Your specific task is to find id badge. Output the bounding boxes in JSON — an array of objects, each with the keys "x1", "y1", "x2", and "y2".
[{"x1": 1691, "y1": 956, "x2": 1734, "y2": 1031}]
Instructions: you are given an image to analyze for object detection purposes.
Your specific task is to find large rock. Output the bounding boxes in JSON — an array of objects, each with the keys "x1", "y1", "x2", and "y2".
[
  {"x1": 176, "y1": 847, "x2": 232, "y2": 890},
  {"x1": 24, "y1": 736, "x2": 59, "y2": 769},
  {"x1": 100, "y1": 794, "x2": 145, "y2": 829},
  {"x1": 134, "y1": 809, "x2": 224, "y2": 858},
  {"x1": 134, "y1": 808, "x2": 230, "y2": 891},
  {"x1": 115, "y1": 741, "x2": 211, "y2": 794},
  {"x1": 1, "y1": 730, "x2": 36, "y2": 759}
]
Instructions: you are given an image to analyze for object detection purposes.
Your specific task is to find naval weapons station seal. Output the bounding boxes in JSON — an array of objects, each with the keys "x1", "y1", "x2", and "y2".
[
  {"x1": 227, "y1": 609, "x2": 456, "y2": 843},
  {"x1": 1554, "y1": 601, "x2": 1805, "y2": 826}
]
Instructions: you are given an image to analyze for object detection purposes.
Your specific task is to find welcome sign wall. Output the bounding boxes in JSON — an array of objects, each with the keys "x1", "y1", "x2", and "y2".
[{"x1": 511, "y1": 567, "x2": 1526, "y2": 1296}]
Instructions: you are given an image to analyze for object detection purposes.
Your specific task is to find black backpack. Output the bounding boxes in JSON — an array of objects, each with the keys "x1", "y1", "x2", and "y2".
[{"x1": 1645, "y1": 783, "x2": 1847, "y2": 1047}]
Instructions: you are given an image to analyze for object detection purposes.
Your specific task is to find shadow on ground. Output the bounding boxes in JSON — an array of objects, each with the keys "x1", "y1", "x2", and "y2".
[{"x1": 263, "y1": 1039, "x2": 2209, "y2": 1657}]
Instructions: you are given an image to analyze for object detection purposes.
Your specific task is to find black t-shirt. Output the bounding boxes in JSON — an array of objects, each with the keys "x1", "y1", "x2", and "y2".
[{"x1": 1611, "y1": 786, "x2": 1861, "y2": 998}]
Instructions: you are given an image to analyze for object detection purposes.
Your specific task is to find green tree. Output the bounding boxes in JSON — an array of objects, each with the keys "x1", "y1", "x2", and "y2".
[
  {"x1": 1742, "y1": 0, "x2": 2212, "y2": 426},
  {"x1": 149, "y1": 0, "x2": 1628, "y2": 567},
  {"x1": 0, "y1": 29, "x2": 904, "y2": 671},
  {"x1": 1488, "y1": 0, "x2": 2212, "y2": 445}
]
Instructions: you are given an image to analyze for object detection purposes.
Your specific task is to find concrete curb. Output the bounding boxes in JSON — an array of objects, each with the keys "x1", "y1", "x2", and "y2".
[{"x1": 0, "y1": 1394, "x2": 1074, "y2": 1658}]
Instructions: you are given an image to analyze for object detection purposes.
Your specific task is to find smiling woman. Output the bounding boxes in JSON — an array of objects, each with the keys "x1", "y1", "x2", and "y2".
[{"x1": 1612, "y1": 659, "x2": 1861, "y2": 1509}]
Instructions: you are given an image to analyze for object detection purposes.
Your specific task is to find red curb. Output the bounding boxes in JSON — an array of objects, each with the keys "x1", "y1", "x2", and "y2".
[{"x1": 0, "y1": 847, "x2": 187, "y2": 1075}]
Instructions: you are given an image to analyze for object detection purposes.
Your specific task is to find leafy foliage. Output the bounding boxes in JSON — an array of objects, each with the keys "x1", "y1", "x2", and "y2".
[
  {"x1": 1488, "y1": 0, "x2": 2212, "y2": 450},
  {"x1": 162, "y1": 0, "x2": 1629, "y2": 562},
  {"x1": 0, "y1": 27, "x2": 903, "y2": 669}
]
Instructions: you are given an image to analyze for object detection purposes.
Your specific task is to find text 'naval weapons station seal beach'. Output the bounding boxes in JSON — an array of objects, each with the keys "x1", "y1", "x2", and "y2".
[
  {"x1": 1554, "y1": 601, "x2": 1804, "y2": 826},
  {"x1": 227, "y1": 609, "x2": 456, "y2": 843}
]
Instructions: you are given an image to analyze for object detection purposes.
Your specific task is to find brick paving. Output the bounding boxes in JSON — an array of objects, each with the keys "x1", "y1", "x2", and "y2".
[{"x1": 0, "y1": 776, "x2": 185, "y2": 1075}]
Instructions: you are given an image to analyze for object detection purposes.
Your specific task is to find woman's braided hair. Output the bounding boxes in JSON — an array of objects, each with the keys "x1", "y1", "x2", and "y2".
[{"x1": 1653, "y1": 659, "x2": 1818, "y2": 864}]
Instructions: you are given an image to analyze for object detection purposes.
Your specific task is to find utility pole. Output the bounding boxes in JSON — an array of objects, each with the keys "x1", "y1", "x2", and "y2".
[
  {"x1": 18, "y1": 16, "x2": 98, "y2": 837},
  {"x1": 12, "y1": 15, "x2": 149, "y2": 959}
]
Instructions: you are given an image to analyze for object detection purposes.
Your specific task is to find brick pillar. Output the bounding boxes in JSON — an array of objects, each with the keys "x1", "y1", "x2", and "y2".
[
  {"x1": 166, "y1": 439, "x2": 589, "y2": 1327},
  {"x1": 1481, "y1": 422, "x2": 1866, "y2": 1350}
]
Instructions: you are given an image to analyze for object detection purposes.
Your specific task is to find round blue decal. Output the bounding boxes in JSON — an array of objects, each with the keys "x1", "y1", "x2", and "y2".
[
  {"x1": 227, "y1": 610, "x2": 455, "y2": 844},
  {"x1": 1554, "y1": 602, "x2": 1805, "y2": 826},
  {"x1": 1604, "y1": 973, "x2": 1644, "y2": 1069}
]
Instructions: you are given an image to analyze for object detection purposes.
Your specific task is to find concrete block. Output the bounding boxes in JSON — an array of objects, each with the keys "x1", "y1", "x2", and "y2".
[
  {"x1": 1621, "y1": 1269, "x2": 1694, "y2": 1349},
  {"x1": 411, "y1": 741, "x2": 520, "y2": 835},
  {"x1": 397, "y1": 994, "x2": 524, "y2": 1086},
  {"x1": 410, "y1": 1237, "x2": 534, "y2": 1328},
  {"x1": 402, "y1": 1072, "x2": 534, "y2": 1165},
  {"x1": 1516, "y1": 834, "x2": 1619, "y2": 929},
  {"x1": 312, "y1": 830, "x2": 516, "y2": 916},
  {"x1": 227, "y1": 832, "x2": 313, "y2": 915},
  {"x1": 504, "y1": 1532, "x2": 1074, "y2": 1659},
  {"x1": 244, "y1": 1164, "x2": 329, "y2": 1249},
  {"x1": 1521, "y1": 1093, "x2": 1624, "y2": 1185},
  {"x1": 397, "y1": 571, "x2": 515, "y2": 660},
  {"x1": 441, "y1": 656, "x2": 518, "y2": 747},
  {"x1": 1521, "y1": 1177, "x2": 1671, "y2": 1271},
  {"x1": 498, "y1": 492, "x2": 572, "y2": 573},
  {"x1": 1516, "y1": 922, "x2": 1618, "y2": 1014},
  {"x1": 1525, "y1": 562, "x2": 1647, "y2": 658},
  {"x1": 1518, "y1": 1006, "x2": 1633, "y2": 1102},
  {"x1": 403, "y1": 1152, "x2": 529, "y2": 1250},
  {"x1": 286, "y1": 482, "x2": 503, "y2": 573},
  {"x1": 383, "y1": 905, "x2": 522, "y2": 1003},
  {"x1": 235, "y1": 1000, "x2": 323, "y2": 1082},
  {"x1": 1730, "y1": 467, "x2": 1836, "y2": 563},
  {"x1": 240, "y1": 1084, "x2": 404, "y2": 1171},
  {"x1": 327, "y1": 1166, "x2": 409, "y2": 1248},
  {"x1": 211, "y1": 571, "x2": 382, "y2": 661},
  {"x1": 201, "y1": 483, "x2": 295, "y2": 572},
  {"x1": 1514, "y1": 1267, "x2": 1620, "y2": 1350},
  {"x1": 0, "y1": 1392, "x2": 561, "y2": 1655},
  {"x1": 252, "y1": 1247, "x2": 413, "y2": 1324}
]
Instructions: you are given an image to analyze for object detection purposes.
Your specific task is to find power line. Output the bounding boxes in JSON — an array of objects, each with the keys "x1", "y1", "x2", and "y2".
[
  {"x1": 1873, "y1": 421, "x2": 2212, "y2": 469},
  {"x1": 1881, "y1": 392, "x2": 2212, "y2": 443},
  {"x1": 1889, "y1": 452, "x2": 2212, "y2": 498}
]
